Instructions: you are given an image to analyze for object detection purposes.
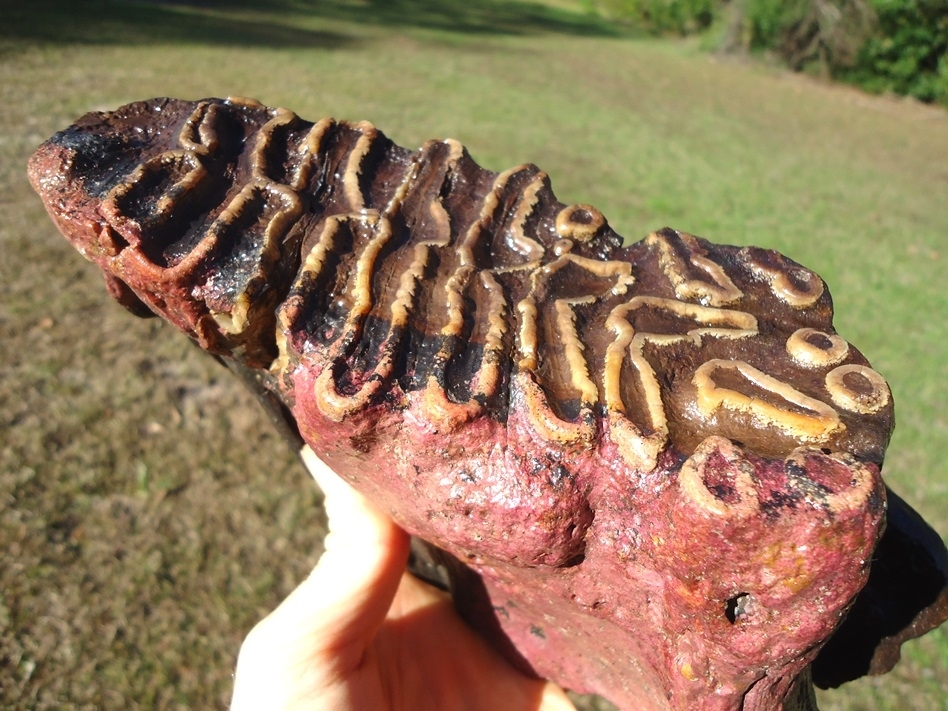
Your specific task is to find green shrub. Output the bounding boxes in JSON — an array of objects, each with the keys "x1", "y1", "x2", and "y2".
[
  {"x1": 738, "y1": 0, "x2": 876, "y2": 72},
  {"x1": 595, "y1": 0, "x2": 947, "y2": 106},
  {"x1": 740, "y1": 0, "x2": 786, "y2": 48},
  {"x1": 596, "y1": 0, "x2": 719, "y2": 34},
  {"x1": 725, "y1": 0, "x2": 947, "y2": 105},
  {"x1": 846, "y1": 0, "x2": 948, "y2": 104}
]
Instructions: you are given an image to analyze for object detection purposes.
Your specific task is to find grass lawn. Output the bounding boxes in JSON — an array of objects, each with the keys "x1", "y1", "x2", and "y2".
[{"x1": 1, "y1": 1, "x2": 946, "y2": 708}]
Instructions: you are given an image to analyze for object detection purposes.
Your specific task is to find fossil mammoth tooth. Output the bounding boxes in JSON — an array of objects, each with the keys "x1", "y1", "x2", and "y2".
[{"x1": 28, "y1": 97, "x2": 946, "y2": 711}]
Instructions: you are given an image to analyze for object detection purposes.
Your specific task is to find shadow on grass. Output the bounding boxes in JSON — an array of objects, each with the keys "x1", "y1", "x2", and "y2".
[
  {"x1": 280, "y1": 0, "x2": 624, "y2": 37},
  {"x1": 0, "y1": 0, "x2": 355, "y2": 50},
  {"x1": 1, "y1": 0, "x2": 624, "y2": 52}
]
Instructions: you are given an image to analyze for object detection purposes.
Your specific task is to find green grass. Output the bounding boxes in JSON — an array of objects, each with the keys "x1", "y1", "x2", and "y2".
[{"x1": 1, "y1": 1, "x2": 947, "y2": 709}]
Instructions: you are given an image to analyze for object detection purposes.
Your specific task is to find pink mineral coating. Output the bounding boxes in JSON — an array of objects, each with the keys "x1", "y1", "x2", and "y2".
[
  {"x1": 291, "y1": 390, "x2": 883, "y2": 709},
  {"x1": 28, "y1": 98, "x2": 903, "y2": 710}
]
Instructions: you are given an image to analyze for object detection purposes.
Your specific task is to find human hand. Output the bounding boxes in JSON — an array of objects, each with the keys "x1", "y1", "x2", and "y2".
[{"x1": 231, "y1": 445, "x2": 577, "y2": 711}]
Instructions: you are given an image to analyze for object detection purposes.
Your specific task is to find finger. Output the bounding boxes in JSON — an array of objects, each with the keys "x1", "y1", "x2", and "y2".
[
  {"x1": 297, "y1": 445, "x2": 411, "y2": 660},
  {"x1": 538, "y1": 683, "x2": 579, "y2": 711},
  {"x1": 383, "y1": 573, "x2": 579, "y2": 711},
  {"x1": 232, "y1": 448, "x2": 409, "y2": 708}
]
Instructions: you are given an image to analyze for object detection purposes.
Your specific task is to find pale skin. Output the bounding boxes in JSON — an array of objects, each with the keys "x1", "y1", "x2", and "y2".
[{"x1": 231, "y1": 445, "x2": 577, "y2": 711}]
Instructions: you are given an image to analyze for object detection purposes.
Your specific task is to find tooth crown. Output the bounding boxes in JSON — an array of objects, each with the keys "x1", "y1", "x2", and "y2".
[{"x1": 29, "y1": 97, "x2": 896, "y2": 711}]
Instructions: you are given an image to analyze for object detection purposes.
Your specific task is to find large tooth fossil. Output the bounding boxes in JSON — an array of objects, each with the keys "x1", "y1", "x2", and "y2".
[{"x1": 28, "y1": 97, "x2": 948, "y2": 711}]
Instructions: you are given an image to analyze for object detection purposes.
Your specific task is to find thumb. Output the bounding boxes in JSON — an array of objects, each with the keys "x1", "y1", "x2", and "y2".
[
  {"x1": 232, "y1": 446, "x2": 410, "y2": 710},
  {"x1": 298, "y1": 445, "x2": 411, "y2": 657}
]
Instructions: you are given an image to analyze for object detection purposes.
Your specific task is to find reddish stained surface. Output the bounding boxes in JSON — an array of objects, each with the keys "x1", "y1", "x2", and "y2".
[{"x1": 284, "y1": 346, "x2": 884, "y2": 710}]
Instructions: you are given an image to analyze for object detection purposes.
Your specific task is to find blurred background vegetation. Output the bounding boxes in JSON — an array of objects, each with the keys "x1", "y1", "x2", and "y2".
[
  {"x1": 1, "y1": 1, "x2": 946, "y2": 710},
  {"x1": 592, "y1": 0, "x2": 948, "y2": 105}
]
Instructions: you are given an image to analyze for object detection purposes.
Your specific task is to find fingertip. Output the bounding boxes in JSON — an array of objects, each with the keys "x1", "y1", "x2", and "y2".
[
  {"x1": 300, "y1": 445, "x2": 408, "y2": 552},
  {"x1": 539, "y1": 683, "x2": 579, "y2": 711},
  {"x1": 273, "y1": 446, "x2": 410, "y2": 655},
  {"x1": 300, "y1": 444, "x2": 341, "y2": 496}
]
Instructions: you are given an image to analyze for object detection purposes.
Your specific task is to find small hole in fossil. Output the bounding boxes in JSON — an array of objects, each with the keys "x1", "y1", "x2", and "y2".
[
  {"x1": 563, "y1": 550, "x2": 586, "y2": 567},
  {"x1": 725, "y1": 593, "x2": 751, "y2": 624}
]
